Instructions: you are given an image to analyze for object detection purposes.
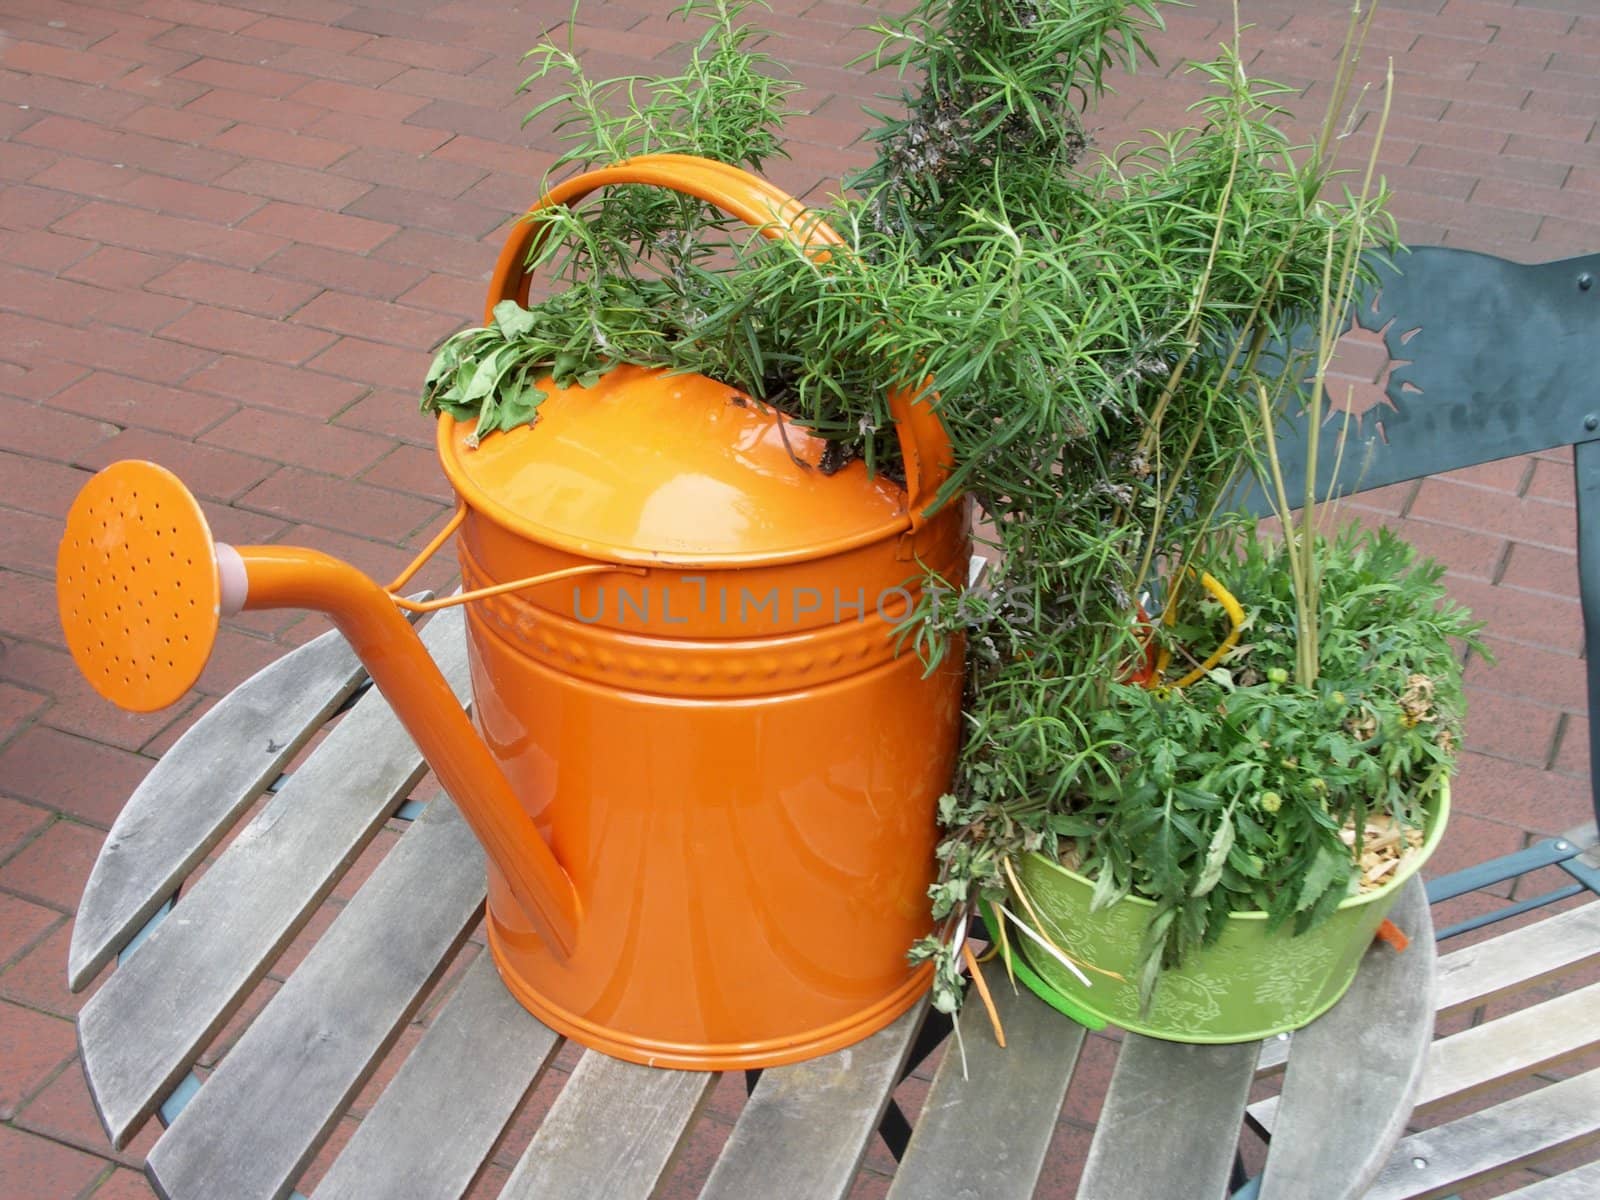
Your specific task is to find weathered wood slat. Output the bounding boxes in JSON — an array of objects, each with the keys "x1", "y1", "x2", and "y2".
[
  {"x1": 1077, "y1": 1037, "x2": 1259, "y2": 1200},
  {"x1": 146, "y1": 795, "x2": 486, "y2": 1200},
  {"x1": 1260, "y1": 880, "x2": 1435, "y2": 1200},
  {"x1": 1435, "y1": 902, "x2": 1600, "y2": 1015},
  {"x1": 69, "y1": 627, "x2": 368, "y2": 991},
  {"x1": 1255, "y1": 1031, "x2": 1295, "y2": 1079},
  {"x1": 313, "y1": 954, "x2": 561, "y2": 1200},
  {"x1": 1364, "y1": 1070, "x2": 1600, "y2": 1200},
  {"x1": 499, "y1": 1053, "x2": 713, "y2": 1200},
  {"x1": 886, "y1": 979, "x2": 1085, "y2": 1200},
  {"x1": 699, "y1": 1005, "x2": 924, "y2": 1200},
  {"x1": 1259, "y1": 900, "x2": 1600, "y2": 1075},
  {"x1": 78, "y1": 608, "x2": 467, "y2": 1149},
  {"x1": 1498, "y1": 1160, "x2": 1600, "y2": 1198},
  {"x1": 1254, "y1": 980, "x2": 1600, "y2": 1134},
  {"x1": 1424, "y1": 977, "x2": 1600, "y2": 1107}
]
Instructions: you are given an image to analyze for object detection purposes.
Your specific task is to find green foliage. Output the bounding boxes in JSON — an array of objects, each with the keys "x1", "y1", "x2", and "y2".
[
  {"x1": 424, "y1": 300, "x2": 603, "y2": 445},
  {"x1": 932, "y1": 523, "x2": 1482, "y2": 1011},
  {"x1": 422, "y1": 0, "x2": 806, "y2": 444},
  {"x1": 1066, "y1": 523, "x2": 1478, "y2": 996},
  {"x1": 415, "y1": 0, "x2": 1468, "y2": 1020},
  {"x1": 523, "y1": 0, "x2": 794, "y2": 173},
  {"x1": 852, "y1": 0, "x2": 1161, "y2": 247},
  {"x1": 520, "y1": 0, "x2": 798, "y2": 284}
]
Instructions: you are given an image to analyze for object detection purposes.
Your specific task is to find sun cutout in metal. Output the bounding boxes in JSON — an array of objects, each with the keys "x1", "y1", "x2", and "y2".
[{"x1": 1265, "y1": 246, "x2": 1600, "y2": 506}]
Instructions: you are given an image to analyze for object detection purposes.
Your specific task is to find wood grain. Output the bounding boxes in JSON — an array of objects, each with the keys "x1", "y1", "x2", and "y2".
[
  {"x1": 1258, "y1": 899, "x2": 1600, "y2": 1076},
  {"x1": 145, "y1": 794, "x2": 487, "y2": 1200},
  {"x1": 1253, "y1": 979, "x2": 1600, "y2": 1133},
  {"x1": 313, "y1": 954, "x2": 561, "y2": 1200},
  {"x1": 79, "y1": 608, "x2": 467, "y2": 1148},
  {"x1": 499, "y1": 1053, "x2": 713, "y2": 1200},
  {"x1": 1260, "y1": 879, "x2": 1435, "y2": 1200},
  {"x1": 70, "y1": 627, "x2": 368, "y2": 991},
  {"x1": 887, "y1": 981, "x2": 1084, "y2": 1200},
  {"x1": 1497, "y1": 1160, "x2": 1600, "y2": 1199},
  {"x1": 1077, "y1": 1036, "x2": 1259, "y2": 1200},
  {"x1": 699, "y1": 1005, "x2": 924, "y2": 1200},
  {"x1": 1364, "y1": 1070, "x2": 1600, "y2": 1200}
]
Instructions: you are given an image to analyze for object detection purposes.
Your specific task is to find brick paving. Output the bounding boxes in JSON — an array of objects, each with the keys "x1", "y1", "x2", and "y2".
[{"x1": 0, "y1": 0, "x2": 1597, "y2": 1196}]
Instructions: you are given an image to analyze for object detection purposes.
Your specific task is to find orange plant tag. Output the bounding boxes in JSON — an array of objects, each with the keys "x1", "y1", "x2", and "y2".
[{"x1": 1374, "y1": 919, "x2": 1410, "y2": 953}]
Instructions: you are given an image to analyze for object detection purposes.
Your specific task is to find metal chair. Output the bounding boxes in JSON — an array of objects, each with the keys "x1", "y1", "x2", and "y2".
[{"x1": 1234, "y1": 246, "x2": 1600, "y2": 1199}]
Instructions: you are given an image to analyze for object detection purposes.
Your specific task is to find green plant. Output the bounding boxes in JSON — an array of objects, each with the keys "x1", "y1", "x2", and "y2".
[
  {"x1": 852, "y1": 0, "x2": 1159, "y2": 248},
  {"x1": 908, "y1": 2, "x2": 1483, "y2": 1020},
  {"x1": 424, "y1": 0, "x2": 800, "y2": 445},
  {"x1": 1023, "y1": 523, "x2": 1479, "y2": 1003},
  {"x1": 418, "y1": 0, "x2": 1474, "y2": 1023}
]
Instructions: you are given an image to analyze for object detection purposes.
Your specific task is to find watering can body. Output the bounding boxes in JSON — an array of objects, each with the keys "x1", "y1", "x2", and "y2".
[
  {"x1": 444, "y1": 367, "x2": 966, "y2": 1066},
  {"x1": 58, "y1": 156, "x2": 966, "y2": 1069}
]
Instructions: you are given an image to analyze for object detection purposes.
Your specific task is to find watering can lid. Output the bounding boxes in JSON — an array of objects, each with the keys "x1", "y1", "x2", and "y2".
[{"x1": 437, "y1": 364, "x2": 911, "y2": 565}]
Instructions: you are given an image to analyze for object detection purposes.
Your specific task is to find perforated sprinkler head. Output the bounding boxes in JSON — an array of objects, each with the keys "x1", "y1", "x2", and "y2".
[{"x1": 57, "y1": 460, "x2": 222, "y2": 713}]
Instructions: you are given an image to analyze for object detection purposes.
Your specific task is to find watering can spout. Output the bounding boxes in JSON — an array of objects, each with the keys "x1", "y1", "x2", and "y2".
[{"x1": 57, "y1": 460, "x2": 581, "y2": 957}]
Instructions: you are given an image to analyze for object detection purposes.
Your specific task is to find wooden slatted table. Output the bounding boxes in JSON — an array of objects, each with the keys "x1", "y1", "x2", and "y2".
[{"x1": 70, "y1": 609, "x2": 1437, "y2": 1200}]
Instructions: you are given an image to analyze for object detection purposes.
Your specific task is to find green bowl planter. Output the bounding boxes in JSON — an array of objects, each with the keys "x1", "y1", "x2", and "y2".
[{"x1": 1009, "y1": 780, "x2": 1450, "y2": 1043}]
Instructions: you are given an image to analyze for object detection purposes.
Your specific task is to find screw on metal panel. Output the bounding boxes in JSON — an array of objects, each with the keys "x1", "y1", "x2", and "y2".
[
  {"x1": 1586, "y1": 416, "x2": 1599, "y2": 433},
  {"x1": 1411, "y1": 1158, "x2": 1428, "y2": 1170},
  {"x1": 1556, "y1": 841, "x2": 1571, "y2": 851},
  {"x1": 1581, "y1": 274, "x2": 1594, "y2": 291}
]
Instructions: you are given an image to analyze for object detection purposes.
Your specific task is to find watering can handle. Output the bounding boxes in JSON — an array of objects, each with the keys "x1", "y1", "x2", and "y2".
[{"x1": 484, "y1": 153, "x2": 955, "y2": 533}]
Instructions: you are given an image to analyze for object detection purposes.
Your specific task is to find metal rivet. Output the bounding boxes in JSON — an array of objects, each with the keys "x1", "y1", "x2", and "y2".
[
  {"x1": 1586, "y1": 415, "x2": 1599, "y2": 432},
  {"x1": 1580, "y1": 274, "x2": 1594, "y2": 291},
  {"x1": 1411, "y1": 1157, "x2": 1428, "y2": 1170},
  {"x1": 1555, "y1": 841, "x2": 1570, "y2": 851}
]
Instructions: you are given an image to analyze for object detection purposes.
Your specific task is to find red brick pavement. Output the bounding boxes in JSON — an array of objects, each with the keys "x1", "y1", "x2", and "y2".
[{"x1": 1, "y1": 0, "x2": 1597, "y2": 1196}]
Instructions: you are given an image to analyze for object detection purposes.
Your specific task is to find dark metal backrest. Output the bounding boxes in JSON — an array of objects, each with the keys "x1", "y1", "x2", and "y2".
[{"x1": 1267, "y1": 246, "x2": 1600, "y2": 831}]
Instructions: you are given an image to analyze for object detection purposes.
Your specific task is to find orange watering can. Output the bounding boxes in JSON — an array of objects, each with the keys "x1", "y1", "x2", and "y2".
[{"x1": 57, "y1": 156, "x2": 968, "y2": 1070}]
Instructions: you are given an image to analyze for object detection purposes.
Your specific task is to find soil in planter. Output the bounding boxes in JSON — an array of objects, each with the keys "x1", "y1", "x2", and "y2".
[{"x1": 1346, "y1": 812, "x2": 1425, "y2": 894}]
